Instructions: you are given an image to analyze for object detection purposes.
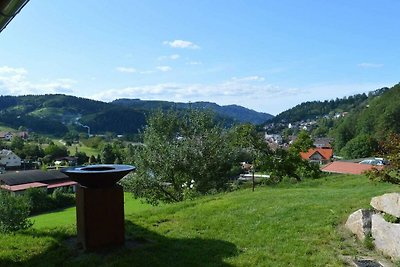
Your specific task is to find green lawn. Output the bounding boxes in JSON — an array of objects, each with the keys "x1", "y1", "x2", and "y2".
[
  {"x1": 31, "y1": 193, "x2": 152, "y2": 229},
  {"x1": 1, "y1": 175, "x2": 399, "y2": 266},
  {"x1": 68, "y1": 143, "x2": 99, "y2": 157}
]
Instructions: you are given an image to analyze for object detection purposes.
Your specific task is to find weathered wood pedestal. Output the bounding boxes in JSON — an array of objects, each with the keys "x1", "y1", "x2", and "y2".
[
  {"x1": 76, "y1": 184, "x2": 125, "y2": 250},
  {"x1": 61, "y1": 164, "x2": 135, "y2": 251}
]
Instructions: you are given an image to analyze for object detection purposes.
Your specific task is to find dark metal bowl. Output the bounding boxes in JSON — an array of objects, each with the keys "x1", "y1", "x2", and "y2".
[{"x1": 61, "y1": 164, "x2": 135, "y2": 188}]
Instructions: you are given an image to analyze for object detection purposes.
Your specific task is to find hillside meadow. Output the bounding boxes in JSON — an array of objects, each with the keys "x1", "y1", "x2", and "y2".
[{"x1": 0, "y1": 175, "x2": 399, "y2": 266}]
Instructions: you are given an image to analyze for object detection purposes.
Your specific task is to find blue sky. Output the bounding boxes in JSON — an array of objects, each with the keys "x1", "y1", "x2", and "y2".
[{"x1": 0, "y1": 1, "x2": 399, "y2": 115}]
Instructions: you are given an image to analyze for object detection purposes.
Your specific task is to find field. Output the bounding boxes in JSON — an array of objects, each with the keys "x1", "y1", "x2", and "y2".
[
  {"x1": 0, "y1": 175, "x2": 399, "y2": 266},
  {"x1": 66, "y1": 143, "x2": 99, "y2": 157},
  {"x1": 30, "y1": 193, "x2": 152, "y2": 229}
]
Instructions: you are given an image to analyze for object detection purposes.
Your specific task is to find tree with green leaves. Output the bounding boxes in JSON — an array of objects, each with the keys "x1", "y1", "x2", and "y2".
[
  {"x1": 367, "y1": 133, "x2": 400, "y2": 184},
  {"x1": 44, "y1": 142, "x2": 68, "y2": 160},
  {"x1": 0, "y1": 190, "x2": 32, "y2": 233},
  {"x1": 289, "y1": 130, "x2": 314, "y2": 154},
  {"x1": 340, "y1": 134, "x2": 378, "y2": 159},
  {"x1": 100, "y1": 143, "x2": 115, "y2": 164},
  {"x1": 261, "y1": 130, "x2": 320, "y2": 182},
  {"x1": 125, "y1": 109, "x2": 236, "y2": 205}
]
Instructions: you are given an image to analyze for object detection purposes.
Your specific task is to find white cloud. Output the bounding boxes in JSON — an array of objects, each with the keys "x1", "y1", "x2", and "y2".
[
  {"x1": 156, "y1": 66, "x2": 172, "y2": 72},
  {"x1": 187, "y1": 61, "x2": 202, "y2": 65},
  {"x1": 232, "y1": 76, "x2": 265, "y2": 82},
  {"x1": 0, "y1": 66, "x2": 27, "y2": 75},
  {"x1": 163, "y1": 40, "x2": 200, "y2": 49},
  {"x1": 158, "y1": 54, "x2": 180, "y2": 61},
  {"x1": 0, "y1": 66, "x2": 77, "y2": 95},
  {"x1": 116, "y1": 66, "x2": 137, "y2": 73},
  {"x1": 139, "y1": 70, "x2": 156, "y2": 75},
  {"x1": 91, "y1": 78, "x2": 286, "y2": 105},
  {"x1": 358, "y1": 62, "x2": 384, "y2": 68}
]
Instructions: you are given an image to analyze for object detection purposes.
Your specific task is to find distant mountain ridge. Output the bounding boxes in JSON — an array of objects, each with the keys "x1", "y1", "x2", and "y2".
[
  {"x1": 271, "y1": 87, "x2": 389, "y2": 123},
  {"x1": 112, "y1": 99, "x2": 274, "y2": 125},
  {"x1": 0, "y1": 95, "x2": 273, "y2": 136}
]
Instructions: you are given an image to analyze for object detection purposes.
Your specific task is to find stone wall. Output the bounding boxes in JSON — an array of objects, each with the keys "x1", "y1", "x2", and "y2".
[{"x1": 346, "y1": 193, "x2": 400, "y2": 260}]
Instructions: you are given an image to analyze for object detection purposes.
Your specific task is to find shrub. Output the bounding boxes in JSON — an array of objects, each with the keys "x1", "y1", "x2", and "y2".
[
  {"x1": 52, "y1": 188, "x2": 75, "y2": 208},
  {"x1": 0, "y1": 190, "x2": 33, "y2": 233},
  {"x1": 24, "y1": 188, "x2": 55, "y2": 214}
]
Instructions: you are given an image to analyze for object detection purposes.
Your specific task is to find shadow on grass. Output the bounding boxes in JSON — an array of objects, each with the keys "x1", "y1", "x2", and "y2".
[{"x1": 0, "y1": 220, "x2": 238, "y2": 267}]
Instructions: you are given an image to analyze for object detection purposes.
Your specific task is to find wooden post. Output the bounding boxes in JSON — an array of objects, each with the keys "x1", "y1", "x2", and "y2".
[{"x1": 252, "y1": 168, "x2": 255, "y2": 192}]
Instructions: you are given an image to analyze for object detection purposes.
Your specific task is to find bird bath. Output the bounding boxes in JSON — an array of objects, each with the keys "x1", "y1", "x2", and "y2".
[{"x1": 61, "y1": 164, "x2": 135, "y2": 251}]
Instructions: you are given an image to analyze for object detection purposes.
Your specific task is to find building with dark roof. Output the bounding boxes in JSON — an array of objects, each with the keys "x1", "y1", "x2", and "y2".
[{"x1": 0, "y1": 169, "x2": 76, "y2": 193}]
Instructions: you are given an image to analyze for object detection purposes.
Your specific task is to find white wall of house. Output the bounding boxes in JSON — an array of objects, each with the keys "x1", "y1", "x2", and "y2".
[{"x1": 0, "y1": 149, "x2": 21, "y2": 167}]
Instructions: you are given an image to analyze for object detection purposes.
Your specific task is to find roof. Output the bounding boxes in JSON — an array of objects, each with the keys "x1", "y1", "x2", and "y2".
[
  {"x1": 321, "y1": 161, "x2": 384, "y2": 175},
  {"x1": 314, "y1": 137, "x2": 332, "y2": 148},
  {"x1": 47, "y1": 180, "x2": 77, "y2": 189},
  {"x1": 300, "y1": 148, "x2": 333, "y2": 160},
  {"x1": 0, "y1": 169, "x2": 69, "y2": 186},
  {"x1": 0, "y1": 131, "x2": 12, "y2": 137},
  {"x1": 1, "y1": 182, "x2": 48, "y2": 192},
  {"x1": 0, "y1": 149, "x2": 15, "y2": 157}
]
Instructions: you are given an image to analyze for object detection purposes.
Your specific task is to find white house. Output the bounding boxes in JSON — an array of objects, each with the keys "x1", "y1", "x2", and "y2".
[
  {"x1": 0, "y1": 149, "x2": 21, "y2": 167},
  {"x1": 0, "y1": 131, "x2": 13, "y2": 141}
]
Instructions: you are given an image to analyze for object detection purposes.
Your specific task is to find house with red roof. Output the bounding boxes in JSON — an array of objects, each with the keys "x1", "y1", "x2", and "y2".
[
  {"x1": 321, "y1": 161, "x2": 384, "y2": 175},
  {"x1": 300, "y1": 148, "x2": 333, "y2": 165}
]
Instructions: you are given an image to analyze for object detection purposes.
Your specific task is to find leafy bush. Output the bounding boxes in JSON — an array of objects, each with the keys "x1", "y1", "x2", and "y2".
[
  {"x1": 52, "y1": 188, "x2": 75, "y2": 208},
  {"x1": 367, "y1": 133, "x2": 400, "y2": 184},
  {"x1": 0, "y1": 190, "x2": 33, "y2": 233},
  {"x1": 24, "y1": 187, "x2": 75, "y2": 215},
  {"x1": 24, "y1": 188, "x2": 55, "y2": 214}
]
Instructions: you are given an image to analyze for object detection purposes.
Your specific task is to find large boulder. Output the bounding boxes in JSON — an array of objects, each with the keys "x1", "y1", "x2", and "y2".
[
  {"x1": 372, "y1": 213, "x2": 400, "y2": 260},
  {"x1": 370, "y1": 193, "x2": 400, "y2": 217},
  {"x1": 345, "y1": 209, "x2": 372, "y2": 240}
]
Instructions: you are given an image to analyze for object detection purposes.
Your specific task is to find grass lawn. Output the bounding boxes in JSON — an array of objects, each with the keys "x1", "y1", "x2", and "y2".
[
  {"x1": 30, "y1": 193, "x2": 152, "y2": 229},
  {"x1": 1, "y1": 175, "x2": 399, "y2": 266},
  {"x1": 67, "y1": 143, "x2": 99, "y2": 157}
]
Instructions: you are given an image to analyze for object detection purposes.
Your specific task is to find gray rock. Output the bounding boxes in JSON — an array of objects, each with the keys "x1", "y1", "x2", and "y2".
[
  {"x1": 345, "y1": 209, "x2": 372, "y2": 240},
  {"x1": 372, "y1": 213, "x2": 400, "y2": 260},
  {"x1": 370, "y1": 193, "x2": 400, "y2": 218}
]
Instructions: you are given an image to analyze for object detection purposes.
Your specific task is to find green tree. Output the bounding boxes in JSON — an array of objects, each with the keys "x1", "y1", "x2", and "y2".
[
  {"x1": 340, "y1": 134, "x2": 378, "y2": 159},
  {"x1": 261, "y1": 130, "x2": 320, "y2": 182},
  {"x1": 289, "y1": 130, "x2": 314, "y2": 154},
  {"x1": 22, "y1": 144, "x2": 45, "y2": 160},
  {"x1": 74, "y1": 151, "x2": 89, "y2": 165},
  {"x1": 44, "y1": 142, "x2": 68, "y2": 160},
  {"x1": 10, "y1": 136, "x2": 25, "y2": 156},
  {"x1": 89, "y1": 155, "x2": 96, "y2": 164},
  {"x1": 367, "y1": 133, "x2": 400, "y2": 184},
  {"x1": 0, "y1": 190, "x2": 32, "y2": 232},
  {"x1": 125, "y1": 109, "x2": 235, "y2": 205},
  {"x1": 100, "y1": 143, "x2": 115, "y2": 164}
]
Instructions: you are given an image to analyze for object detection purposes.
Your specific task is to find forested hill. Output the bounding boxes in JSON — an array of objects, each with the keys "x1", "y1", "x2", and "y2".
[
  {"x1": 271, "y1": 87, "x2": 389, "y2": 123},
  {"x1": 331, "y1": 83, "x2": 400, "y2": 154},
  {"x1": 0, "y1": 94, "x2": 146, "y2": 136},
  {"x1": 112, "y1": 99, "x2": 274, "y2": 124},
  {"x1": 0, "y1": 94, "x2": 272, "y2": 136}
]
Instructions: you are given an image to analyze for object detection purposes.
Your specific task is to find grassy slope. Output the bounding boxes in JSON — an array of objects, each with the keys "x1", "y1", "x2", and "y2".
[
  {"x1": 0, "y1": 175, "x2": 399, "y2": 267},
  {"x1": 67, "y1": 143, "x2": 99, "y2": 157},
  {"x1": 30, "y1": 194, "x2": 151, "y2": 229}
]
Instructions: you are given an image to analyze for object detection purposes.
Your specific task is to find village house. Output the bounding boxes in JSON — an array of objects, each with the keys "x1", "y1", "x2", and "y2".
[
  {"x1": 313, "y1": 137, "x2": 333, "y2": 148},
  {"x1": 0, "y1": 131, "x2": 13, "y2": 141},
  {"x1": 0, "y1": 149, "x2": 21, "y2": 168},
  {"x1": 0, "y1": 131, "x2": 29, "y2": 141},
  {"x1": 300, "y1": 148, "x2": 333, "y2": 165}
]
